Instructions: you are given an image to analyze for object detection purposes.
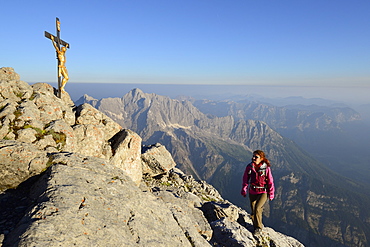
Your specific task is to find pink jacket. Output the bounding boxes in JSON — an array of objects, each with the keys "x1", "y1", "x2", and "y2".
[{"x1": 241, "y1": 162, "x2": 275, "y2": 200}]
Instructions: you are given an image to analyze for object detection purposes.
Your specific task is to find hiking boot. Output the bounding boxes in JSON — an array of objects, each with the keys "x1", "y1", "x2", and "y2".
[{"x1": 253, "y1": 228, "x2": 263, "y2": 236}]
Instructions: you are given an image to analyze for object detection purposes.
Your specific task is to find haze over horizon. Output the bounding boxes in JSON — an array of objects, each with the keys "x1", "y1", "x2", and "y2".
[
  {"x1": 46, "y1": 82, "x2": 369, "y2": 108},
  {"x1": 2, "y1": 1, "x2": 370, "y2": 105}
]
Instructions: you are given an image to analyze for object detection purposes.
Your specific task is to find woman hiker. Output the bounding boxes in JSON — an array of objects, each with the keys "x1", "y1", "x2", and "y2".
[{"x1": 241, "y1": 150, "x2": 275, "y2": 235}]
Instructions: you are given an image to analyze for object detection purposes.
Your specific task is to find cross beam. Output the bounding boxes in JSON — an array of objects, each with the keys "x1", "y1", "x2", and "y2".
[{"x1": 44, "y1": 31, "x2": 70, "y2": 48}]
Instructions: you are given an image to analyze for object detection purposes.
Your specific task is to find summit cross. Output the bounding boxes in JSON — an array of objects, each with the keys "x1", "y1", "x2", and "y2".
[{"x1": 45, "y1": 17, "x2": 70, "y2": 98}]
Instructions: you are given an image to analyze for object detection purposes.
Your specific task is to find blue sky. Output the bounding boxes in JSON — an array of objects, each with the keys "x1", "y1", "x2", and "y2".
[{"x1": 2, "y1": 1, "x2": 370, "y2": 93}]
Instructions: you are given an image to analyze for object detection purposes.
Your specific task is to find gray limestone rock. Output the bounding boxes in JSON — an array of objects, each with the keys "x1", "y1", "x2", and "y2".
[
  {"x1": 72, "y1": 124, "x2": 109, "y2": 158},
  {"x1": 45, "y1": 119, "x2": 76, "y2": 151},
  {"x1": 4, "y1": 153, "x2": 195, "y2": 247},
  {"x1": 31, "y1": 83, "x2": 75, "y2": 126},
  {"x1": 31, "y1": 82, "x2": 75, "y2": 111},
  {"x1": 0, "y1": 140, "x2": 50, "y2": 191},
  {"x1": 0, "y1": 100, "x2": 17, "y2": 139},
  {"x1": 210, "y1": 218, "x2": 257, "y2": 246},
  {"x1": 141, "y1": 143, "x2": 177, "y2": 177},
  {"x1": 75, "y1": 103, "x2": 122, "y2": 141},
  {"x1": 201, "y1": 201, "x2": 240, "y2": 223},
  {"x1": 152, "y1": 189, "x2": 212, "y2": 241},
  {"x1": 16, "y1": 127, "x2": 37, "y2": 143},
  {"x1": 0, "y1": 67, "x2": 20, "y2": 81},
  {"x1": 34, "y1": 134, "x2": 57, "y2": 150},
  {"x1": 264, "y1": 228, "x2": 305, "y2": 247},
  {"x1": 109, "y1": 129, "x2": 143, "y2": 186},
  {"x1": 0, "y1": 67, "x2": 32, "y2": 101}
]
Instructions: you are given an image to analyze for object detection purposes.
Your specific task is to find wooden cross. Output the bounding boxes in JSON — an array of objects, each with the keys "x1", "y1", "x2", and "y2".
[{"x1": 45, "y1": 17, "x2": 70, "y2": 98}]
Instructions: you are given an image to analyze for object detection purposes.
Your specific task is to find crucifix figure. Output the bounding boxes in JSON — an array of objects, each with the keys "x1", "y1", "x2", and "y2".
[{"x1": 45, "y1": 18, "x2": 70, "y2": 98}]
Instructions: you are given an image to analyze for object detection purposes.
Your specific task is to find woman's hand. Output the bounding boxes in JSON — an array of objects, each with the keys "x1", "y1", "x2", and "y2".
[{"x1": 241, "y1": 187, "x2": 247, "y2": 197}]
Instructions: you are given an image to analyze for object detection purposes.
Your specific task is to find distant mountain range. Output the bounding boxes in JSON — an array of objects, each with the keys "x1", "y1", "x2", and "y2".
[
  {"x1": 77, "y1": 88, "x2": 370, "y2": 247},
  {"x1": 192, "y1": 98, "x2": 370, "y2": 187}
]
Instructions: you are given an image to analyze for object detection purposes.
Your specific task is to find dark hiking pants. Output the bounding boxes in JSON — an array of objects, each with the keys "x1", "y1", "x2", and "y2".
[{"x1": 249, "y1": 193, "x2": 267, "y2": 229}]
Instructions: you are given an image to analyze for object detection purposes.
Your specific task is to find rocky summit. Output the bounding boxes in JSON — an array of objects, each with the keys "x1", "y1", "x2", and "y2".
[{"x1": 0, "y1": 67, "x2": 303, "y2": 246}]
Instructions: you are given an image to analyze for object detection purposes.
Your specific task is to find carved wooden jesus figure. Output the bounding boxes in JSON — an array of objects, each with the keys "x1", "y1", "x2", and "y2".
[{"x1": 50, "y1": 35, "x2": 69, "y2": 92}]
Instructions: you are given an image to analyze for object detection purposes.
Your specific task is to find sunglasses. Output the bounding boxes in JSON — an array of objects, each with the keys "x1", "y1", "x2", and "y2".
[{"x1": 252, "y1": 156, "x2": 260, "y2": 159}]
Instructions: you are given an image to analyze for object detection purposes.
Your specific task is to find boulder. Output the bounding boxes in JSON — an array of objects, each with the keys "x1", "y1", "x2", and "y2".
[
  {"x1": 31, "y1": 83, "x2": 75, "y2": 125},
  {"x1": 0, "y1": 67, "x2": 32, "y2": 101},
  {"x1": 141, "y1": 143, "x2": 176, "y2": 177},
  {"x1": 0, "y1": 67, "x2": 20, "y2": 81},
  {"x1": 152, "y1": 189, "x2": 212, "y2": 241},
  {"x1": 16, "y1": 127, "x2": 37, "y2": 143},
  {"x1": 110, "y1": 129, "x2": 143, "y2": 186},
  {"x1": 210, "y1": 218, "x2": 257, "y2": 246},
  {"x1": 201, "y1": 201, "x2": 240, "y2": 223},
  {"x1": 72, "y1": 124, "x2": 109, "y2": 159},
  {"x1": 44, "y1": 119, "x2": 75, "y2": 151},
  {"x1": 32, "y1": 82, "x2": 75, "y2": 111},
  {"x1": 75, "y1": 103, "x2": 122, "y2": 140},
  {"x1": 0, "y1": 140, "x2": 50, "y2": 191}
]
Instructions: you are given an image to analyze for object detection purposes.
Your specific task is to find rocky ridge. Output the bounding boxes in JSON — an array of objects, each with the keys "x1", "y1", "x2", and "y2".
[
  {"x1": 193, "y1": 99, "x2": 361, "y2": 131},
  {"x1": 0, "y1": 67, "x2": 303, "y2": 246}
]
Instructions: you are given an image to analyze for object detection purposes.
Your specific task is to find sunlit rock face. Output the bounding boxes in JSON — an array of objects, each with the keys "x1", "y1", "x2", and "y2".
[{"x1": 1, "y1": 67, "x2": 305, "y2": 247}]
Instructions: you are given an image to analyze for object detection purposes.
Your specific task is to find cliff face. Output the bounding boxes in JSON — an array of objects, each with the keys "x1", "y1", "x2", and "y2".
[{"x1": 0, "y1": 67, "x2": 303, "y2": 246}]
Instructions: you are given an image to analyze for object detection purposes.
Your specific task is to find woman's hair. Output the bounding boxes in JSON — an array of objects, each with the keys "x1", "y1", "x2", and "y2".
[{"x1": 253, "y1": 150, "x2": 271, "y2": 167}]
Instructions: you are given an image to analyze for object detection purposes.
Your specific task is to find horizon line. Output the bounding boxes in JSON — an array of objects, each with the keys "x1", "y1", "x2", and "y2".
[{"x1": 32, "y1": 81, "x2": 370, "y2": 89}]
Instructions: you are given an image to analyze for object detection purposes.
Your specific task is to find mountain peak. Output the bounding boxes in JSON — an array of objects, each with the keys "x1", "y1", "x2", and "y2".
[{"x1": 130, "y1": 87, "x2": 145, "y2": 98}]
